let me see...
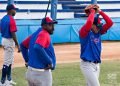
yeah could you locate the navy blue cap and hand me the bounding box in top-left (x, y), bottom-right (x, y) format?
top-left (93, 14), bottom-right (99, 25)
top-left (6, 4), bottom-right (19, 11)
top-left (93, 14), bottom-right (103, 30)
top-left (41, 17), bottom-right (58, 26)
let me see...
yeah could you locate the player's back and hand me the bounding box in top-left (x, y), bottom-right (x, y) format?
top-left (27, 28), bottom-right (47, 68)
top-left (28, 28), bottom-right (42, 53)
top-left (1, 15), bottom-right (12, 38)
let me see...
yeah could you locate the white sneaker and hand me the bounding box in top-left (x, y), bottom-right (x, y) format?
top-left (6, 80), bottom-right (16, 85)
top-left (0, 82), bottom-right (6, 86)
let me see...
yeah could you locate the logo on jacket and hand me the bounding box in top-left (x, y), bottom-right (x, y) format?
top-left (94, 38), bottom-right (100, 44)
top-left (90, 36), bottom-right (100, 44)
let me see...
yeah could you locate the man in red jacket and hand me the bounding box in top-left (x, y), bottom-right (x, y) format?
top-left (79, 4), bottom-right (113, 86)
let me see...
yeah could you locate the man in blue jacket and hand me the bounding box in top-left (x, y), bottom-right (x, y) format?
top-left (79, 5), bottom-right (113, 86)
top-left (0, 4), bottom-right (20, 85)
top-left (20, 17), bottom-right (57, 86)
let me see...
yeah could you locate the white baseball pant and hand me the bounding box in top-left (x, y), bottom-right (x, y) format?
top-left (26, 66), bottom-right (52, 86)
top-left (80, 60), bottom-right (100, 86)
top-left (1, 37), bottom-right (15, 66)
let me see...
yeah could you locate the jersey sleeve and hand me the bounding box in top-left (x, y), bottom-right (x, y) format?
top-left (79, 9), bottom-right (95, 38)
top-left (22, 36), bottom-right (31, 48)
top-left (99, 11), bottom-right (113, 34)
top-left (9, 16), bottom-right (17, 32)
top-left (35, 32), bottom-right (50, 48)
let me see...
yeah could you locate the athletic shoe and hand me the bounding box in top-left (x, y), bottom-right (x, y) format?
top-left (0, 82), bottom-right (6, 86)
top-left (6, 80), bottom-right (16, 85)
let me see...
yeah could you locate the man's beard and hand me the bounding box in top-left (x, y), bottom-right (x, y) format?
top-left (12, 13), bottom-right (15, 16)
top-left (49, 31), bottom-right (53, 35)
top-left (48, 29), bottom-right (54, 35)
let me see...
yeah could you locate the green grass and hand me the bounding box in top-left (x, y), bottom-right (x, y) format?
top-left (0, 60), bottom-right (120, 86)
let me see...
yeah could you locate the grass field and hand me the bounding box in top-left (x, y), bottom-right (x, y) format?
top-left (0, 60), bottom-right (120, 86)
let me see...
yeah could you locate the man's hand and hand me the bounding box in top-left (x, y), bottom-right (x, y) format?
top-left (45, 64), bottom-right (53, 70)
top-left (85, 4), bottom-right (94, 11)
top-left (84, 4), bottom-right (93, 14)
top-left (11, 32), bottom-right (20, 53)
top-left (25, 62), bottom-right (28, 68)
top-left (17, 45), bottom-right (21, 53)
top-left (85, 4), bottom-right (100, 15)
top-left (93, 4), bottom-right (100, 13)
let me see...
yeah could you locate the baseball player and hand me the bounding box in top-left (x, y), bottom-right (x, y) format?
top-left (0, 4), bottom-right (20, 85)
top-left (79, 5), bottom-right (113, 86)
top-left (20, 17), bottom-right (57, 86)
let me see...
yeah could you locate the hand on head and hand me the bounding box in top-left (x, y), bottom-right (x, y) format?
top-left (93, 4), bottom-right (100, 13)
top-left (85, 4), bottom-right (100, 15)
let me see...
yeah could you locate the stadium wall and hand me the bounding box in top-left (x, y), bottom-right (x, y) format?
top-left (0, 18), bottom-right (120, 44)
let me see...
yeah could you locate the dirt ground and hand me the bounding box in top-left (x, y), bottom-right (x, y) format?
top-left (0, 42), bottom-right (120, 68)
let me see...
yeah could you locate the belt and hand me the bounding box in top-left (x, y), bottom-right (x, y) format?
top-left (82, 59), bottom-right (99, 64)
top-left (28, 66), bottom-right (51, 72)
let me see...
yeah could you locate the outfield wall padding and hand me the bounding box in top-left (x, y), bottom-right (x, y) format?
top-left (0, 18), bottom-right (120, 44)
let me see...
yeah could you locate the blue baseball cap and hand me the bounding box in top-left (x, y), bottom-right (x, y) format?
top-left (93, 14), bottom-right (100, 25)
top-left (93, 14), bottom-right (103, 30)
top-left (6, 4), bottom-right (19, 11)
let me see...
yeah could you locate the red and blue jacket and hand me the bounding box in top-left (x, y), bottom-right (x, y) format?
top-left (79, 10), bottom-right (113, 63)
top-left (0, 15), bottom-right (17, 38)
top-left (20, 28), bottom-right (56, 70)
